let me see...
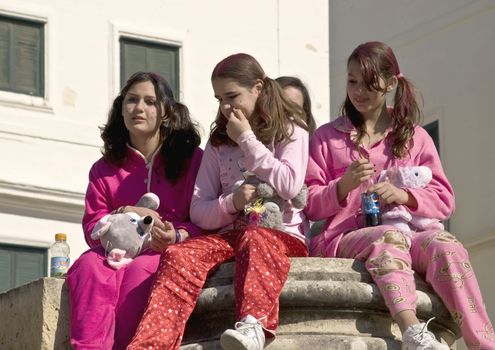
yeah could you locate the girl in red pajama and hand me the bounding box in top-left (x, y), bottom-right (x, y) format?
top-left (128, 53), bottom-right (311, 350)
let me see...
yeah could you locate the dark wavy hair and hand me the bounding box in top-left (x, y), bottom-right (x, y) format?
top-left (100, 71), bottom-right (201, 181)
top-left (275, 76), bottom-right (316, 134)
top-left (209, 53), bottom-right (308, 147)
top-left (341, 41), bottom-right (422, 158)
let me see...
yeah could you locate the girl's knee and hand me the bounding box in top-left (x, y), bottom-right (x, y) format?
top-left (373, 229), bottom-right (411, 252)
top-left (421, 230), bottom-right (467, 256)
top-left (368, 250), bottom-right (412, 276)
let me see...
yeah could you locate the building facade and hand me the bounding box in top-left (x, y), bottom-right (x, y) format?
top-left (0, 0), bottom-right (329, 292)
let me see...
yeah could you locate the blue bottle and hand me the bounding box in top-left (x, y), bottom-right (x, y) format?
top-left (361, 179), bottom-right (381, 227)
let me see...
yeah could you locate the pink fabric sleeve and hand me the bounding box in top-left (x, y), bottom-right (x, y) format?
top-left (190, 142), bottom-right (239, 230)
top-left (82, 165), bottom-right (113, 248)
top-left (171, 148), bottom-right (208, 238)
top-left (304, 127), bottom-right (348, 221)
top-left (238, 125), bottom-right (309, 200)
top-left (406, 128), bottom-right (455, 220)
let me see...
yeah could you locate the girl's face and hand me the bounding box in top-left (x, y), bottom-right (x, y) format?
top-left (212, 78), bottom-right (262, 119)
top-left (283, 86), bottom-right (304, 108)
top-left (122, 81), bottom-right (164, 142)
top-left (346, 60), bottom-right (391, 119)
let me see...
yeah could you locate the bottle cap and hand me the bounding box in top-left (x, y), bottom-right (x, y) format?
top-left (55, 233), bottom-right (67, 241)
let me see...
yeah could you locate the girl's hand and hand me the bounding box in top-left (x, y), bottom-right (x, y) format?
top-left (232, 182), bottom-right (257, 211)
top-left (150, 220), bottom-right (175, 253)
top-left (369, 180), bottom-right (409, 205)
top-left (225, 106), bottom-right (252, 143)
top-left (337, 159), bottom-right (374, 201)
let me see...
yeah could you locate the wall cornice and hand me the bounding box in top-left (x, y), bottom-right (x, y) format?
top-left (0, 180), bottom-right (84, 223)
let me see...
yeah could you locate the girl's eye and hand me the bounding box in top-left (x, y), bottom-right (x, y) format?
top-left (347, 79), bottom-right (357, 85)
top-left (145, 100), bottom-right (156, 106)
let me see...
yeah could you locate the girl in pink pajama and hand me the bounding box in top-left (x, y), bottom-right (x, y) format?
top-left (67, 72), bottom-right (204, 349)
top-left (128, 53), bottom-right (310, 350)
top-left (305, 41), bottom-right (494, 350)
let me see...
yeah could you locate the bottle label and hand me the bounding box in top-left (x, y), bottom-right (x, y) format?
top-left (361, 192), bottom-right (381, 215)
top-left (51, 257), bottom-right (70, 277)
top-left (361, 192), bottom-right (382, 227)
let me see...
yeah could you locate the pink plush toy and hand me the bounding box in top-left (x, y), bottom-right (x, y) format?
top-left (90, 193), bottom-right (159, 269)
top-left (378, 166), bottom-right (444, 233)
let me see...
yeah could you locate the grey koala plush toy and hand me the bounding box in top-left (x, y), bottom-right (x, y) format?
top-left (234, 175), bottom-right (308, 231)
top-left (90, 192), bottom-right (159, 269)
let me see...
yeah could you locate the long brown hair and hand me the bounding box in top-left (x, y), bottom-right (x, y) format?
top-left (341, 41), bottom-right (422, 158)
top-left (210, 53), bottom-right (308, 147)
top-left (100, 72), bottom-right (201, 181)
top-left (275, 75), bottom-right (316, 134)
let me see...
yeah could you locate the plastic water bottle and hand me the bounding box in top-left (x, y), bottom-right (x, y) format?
top-left (50, 233), bottom-right (70, 278)
top-left (361, 178), bottom-right (382, 227)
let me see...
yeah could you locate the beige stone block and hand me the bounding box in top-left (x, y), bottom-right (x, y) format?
top-left (0, 278), bottom-right (71, 350)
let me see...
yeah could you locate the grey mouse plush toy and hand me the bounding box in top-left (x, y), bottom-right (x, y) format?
top-left (234, 175), bottom-right (308, 231)
top-left (90, 193), bottom-right (159, 269)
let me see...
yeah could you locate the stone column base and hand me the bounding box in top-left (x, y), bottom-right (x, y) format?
top-left (181, 258), bottom-right (459, 349)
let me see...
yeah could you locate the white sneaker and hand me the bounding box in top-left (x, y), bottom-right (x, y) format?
top-left (401, 318), bottom-right (450, 350)
top-left (220, 314), bottom-right (266, 350)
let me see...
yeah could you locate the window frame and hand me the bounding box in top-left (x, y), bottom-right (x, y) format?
top-left (109, 23), bottom-right (185, 106)
top-left (0, 242), bottom-right (48, 293)
top-left (0, 9), bottom-right (50, 111)
top-left (119, 37), bottom-right (180, 99)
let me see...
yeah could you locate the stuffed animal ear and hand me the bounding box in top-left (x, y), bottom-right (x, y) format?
top-left (90, 215), bottom-right (112, 240)
top-left (257, 182), bottom-right (276, 198)
top-left (136, 192), bottom-right (160, 210)
top-left (291, 184), bottom-right (308, 209)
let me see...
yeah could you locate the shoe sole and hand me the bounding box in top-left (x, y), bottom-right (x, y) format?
top-left (220, 333), bottom-right (249, 350)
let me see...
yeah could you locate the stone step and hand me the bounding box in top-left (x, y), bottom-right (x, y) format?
top-left (0, 258), bottom-right (460, 350)
top-left (183, 258), bottom-right (459, 349)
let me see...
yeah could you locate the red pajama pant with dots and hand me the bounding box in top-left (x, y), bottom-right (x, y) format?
top-left (127, 226), bottom-right (308, 350)
top-left (336, 225), bottom-right (495, 350)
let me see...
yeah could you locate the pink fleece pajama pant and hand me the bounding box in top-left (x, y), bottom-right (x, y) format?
top-left (66, 247), bottom-right (160, 349)
top-left (127, 226), bottom-right (308, 350)
top-left (336, 225), bottom-right (494, 350)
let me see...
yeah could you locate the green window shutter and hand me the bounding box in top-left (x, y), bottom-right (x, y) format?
top-left (120, 38), bottom-right (180, 100)
top-left (0, 15), bottom-right (44, 97)
top-left (121, 41), bottom-right (146, 86)
top-left (0, 244), bottom-right (48, 293)
top-left (0, 250), bottom-right (14, 292)
top-left (0, 21), bottom-right (11, 90)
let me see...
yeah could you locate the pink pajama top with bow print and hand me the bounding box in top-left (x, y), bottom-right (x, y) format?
top-left (305, 115), bottom-right (455, 257)
top-left (190, 126), bottom-right (310, 243)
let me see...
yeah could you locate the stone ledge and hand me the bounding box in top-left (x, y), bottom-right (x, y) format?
top-left (0, 258), bottom-right (460, 350)
top-left (0, 277), bottom-right (70, 350)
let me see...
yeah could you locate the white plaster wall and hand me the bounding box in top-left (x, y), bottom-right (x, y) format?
top-left (0, 1), bottom-right (329, 276)
top-left (329, 1), bottom-right (495, 349)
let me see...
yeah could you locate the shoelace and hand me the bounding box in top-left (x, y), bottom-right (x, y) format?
top-left (233, 316), bottom-right (267, 342)
top-left (412, 317), bottom-right (437, 345)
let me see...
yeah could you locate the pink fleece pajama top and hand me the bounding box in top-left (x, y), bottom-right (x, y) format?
top-left (305, 115), bottom-right (455, 256)
top-left (82, 145), bottom-right (204, 247)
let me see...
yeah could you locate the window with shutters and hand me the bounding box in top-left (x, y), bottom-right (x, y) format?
top-left (0, 15), bottom-right (44, 97)
top-left (0, 243), bottom-right (48, 293)
top-left (120, 37), bottom-right (179, 100)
